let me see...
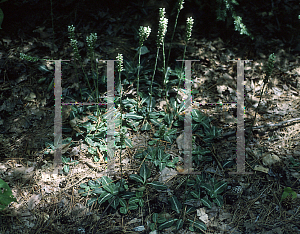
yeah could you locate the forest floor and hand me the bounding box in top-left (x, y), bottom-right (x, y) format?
top-left (0, 0), bottom-right (300, 233)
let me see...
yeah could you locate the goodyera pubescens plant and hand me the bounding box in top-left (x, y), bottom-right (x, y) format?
top-left (137, 26), bottom-right (151, 110)
top-left (149, 8), bottom-right (168, 112)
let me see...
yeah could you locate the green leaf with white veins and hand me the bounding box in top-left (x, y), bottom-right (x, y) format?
top-left (169, 196), bottom-right (182, 214)
top-left (129, 174), bottom-right (144, 184)
top-left (159, 219), bottom-right (178, 230)
top-left (125, 112), bottom-right (144, 120)
top-left (214, 181), bottom-right (227, 194)
top-left (148, 181), bottom-right (167, 190)
top-left (140, 162), bottom-right (151, 183)
top-left (201, 196), bottom-right (212, 208)
top-left (98, 192), bottom-right (113, 204)
top-left (200, 183), bottom-right (213, 195)
top-left (213, 195), bottom-right (224, 207)
top-left (101, 176), bottom-right (114, 193)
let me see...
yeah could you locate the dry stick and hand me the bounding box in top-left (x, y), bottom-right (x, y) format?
top-left (217, 117), bottom-right (300, 139)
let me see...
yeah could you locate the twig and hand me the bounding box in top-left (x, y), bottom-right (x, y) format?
top-left (217, 117), bottom-right (300, 139)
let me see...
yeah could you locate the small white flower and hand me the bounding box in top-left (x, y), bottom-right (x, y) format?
top-left (116, 53), bottom-right (123, 72)
top-left (185, 17), bottom-right (194, 41)
top-left (157, 17), bottom-right (168, 47)
top-left (139, 26), bottom-right (151, 46)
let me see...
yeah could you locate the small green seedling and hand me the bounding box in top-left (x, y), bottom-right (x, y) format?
top-left (0, 179), bottom-right (17, 211)
top-left (280, 187), bottom-right (297, 202)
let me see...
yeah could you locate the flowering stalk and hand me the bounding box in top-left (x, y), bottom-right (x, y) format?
top-left (68, 25), bottom-right (81, 61)
top-left (68, 25), bottom-right (95, 101)
top-left (86, 33), bottom-right (98, 101)
top-left (116, 53), bottom-right (124, 178)
top-left (175, 17), bottom-right (194, 102)
top-left (137, 26), bottom-right (151, 111)
top-left (166, 0), bottom-right (184, 68)
top-left (245, 53), bottom-right (276, 148)
top-left (149, 8), bottom-right (168, 111)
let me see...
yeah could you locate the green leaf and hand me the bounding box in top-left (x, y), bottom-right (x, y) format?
top-left (169, 196), bottom-right (182, 214)
top-left (187, 219), bottom-right (207, 231)
top-left (101, 176), bottom-right (114, 193)
top-left (140, 162), bottom-right (151, 183)
top-left (85, 137), bottom-right (94, 146)
top-left (158, 219), bottom-right (178, 230)
top-left (98, 192), bottom-right (113, 204)
top-left (128, 203), bottom-right (138, 210)
top-left (88, 180), bottom-right (100, 188)
top-left (119, 198), bottom-right (126, 207)
top-left (176, 219), bottom-right (184, 230)
top-left (125, 112), bottom-right (144, 120)
top-left (149, 111), bottom-right (162, 119)
top-left (185, 206), bottom-right (196, 214)
top-left (166, 128), bottom-right (177, 136)
top-left (120, 206), bottom-right (128, 214)
top-left (157, 215), bottom-right (167, 223)
top-left (164, 135), bottom-right (173, 143)
top-left (139, 95), bottom-right (149, 106)
top-left (79, 183), bottom-right (89, 190)
top-left (136, 46), bottom-right (150, 55)
top-left (129, 174), bottom-right (144, 184)
top-left (191, 109), bottom-right (205, 123)
top-left (109, 197), bottom-right (119, 209)
top-left (158, 162), bottom-right (166, 171)
top-left (214, 181), bottom-right (227, 194)
top-left (164, 113), bottom-right (173, 125)
top-left (200, 183), bottom-right (213, 195)
top-left (48, 78), bottom-right (54, 92)
top-left (148, 181), bottom-right (167, 190)
top-left (78, 189), bottom-right (90, 196)
top-left (128, 197), bottom-right (139, 204)
top-left (191, 191), bottom-right (200, 199)
top-left (152, 213), bottom-right (158, 222)
top-left (150, 118), bottom-right (161, 126)
top-left (137, 186), bottom-right (146, 192)
top-left (281, 187), bottom-right (297, 202)
top-left (0, 179), bottom-right (17, 210)
top-left (149, 222), bottom-right (156, 231)
top-left (201, 197), bottom-right (212, 208)
top-left (93, 187), bottom-right (104, 194)
top-left (121, 192), bottom-right (135, 199)
top-left (88, 147), bottom-right (96, 155)
top-left (63, 165), bottom-right (69, 173)
top-left (138, 198), bottom-right (144, 207)
top-left (141, 122), bottom-right (151, 131)
top-left (213, 195), bottom-right (224, 207)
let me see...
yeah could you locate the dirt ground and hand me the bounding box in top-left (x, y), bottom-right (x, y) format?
top-left (0, 0), bottom-right (300, 233)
